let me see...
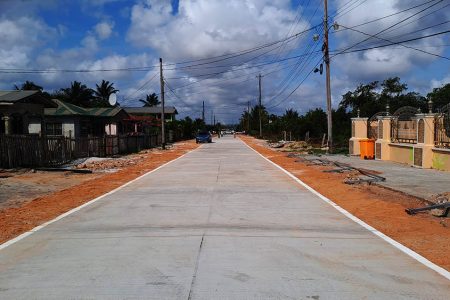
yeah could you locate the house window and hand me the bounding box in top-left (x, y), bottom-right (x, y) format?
top-left (46, 123), bottom-right (62, 136)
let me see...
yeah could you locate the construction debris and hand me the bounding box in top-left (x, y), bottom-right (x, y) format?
top-left (35, 167), bottom-right (92, 174)
top-left (288, 154), bottom-right (386, 184)
top-left (406, 193), bottom-right (450, 217)
top-left (268, 140), bottom-right (313, 152)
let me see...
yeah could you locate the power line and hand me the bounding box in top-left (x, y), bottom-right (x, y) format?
top-left (338, 24), bottom-right (450, 60)
top-left (334, 0), bottom-right (369, 20)
top-left (331, 29), bottom-right (450, 56)
top-left (0, 24), bottom-right (320, 75)
top-left (331, 0), bottom-right (445, 57)
top-left (331, 0), bottom-right (442, 34)
top-left (124, 72), bottom-right (158, 102)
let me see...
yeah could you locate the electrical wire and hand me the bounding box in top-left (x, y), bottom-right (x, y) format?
top-left (331, 29), bottom-right (450, 56)
top-left (331, 0), bottom-right (445, 58)
top-left (338, 23), bottom-right (450, 60)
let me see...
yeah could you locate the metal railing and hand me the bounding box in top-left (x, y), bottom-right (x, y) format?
top-left (434, 104), bottom-right (450, 149)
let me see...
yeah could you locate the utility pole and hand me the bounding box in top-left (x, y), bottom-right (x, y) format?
top-left (159, 57), bottom-right (166, 150)
top-left (211, 110), bottom-right (213, 126)
top-left (258, 74), bottom-right (262, 138)
top-left (247, 101), bottom-right (250, 134)
top-left (324, 0), bottom-right (333, 153)
top-left (202, 101), bottom-right (205, 122)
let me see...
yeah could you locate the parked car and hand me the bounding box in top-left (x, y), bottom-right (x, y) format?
top-left (196, 131), bottom-right (212, 143)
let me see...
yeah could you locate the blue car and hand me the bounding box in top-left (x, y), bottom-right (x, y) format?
top-left (196, 131), bottom-right (212, 143)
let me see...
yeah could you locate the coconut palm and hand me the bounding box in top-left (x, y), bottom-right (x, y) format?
top-left (93, 80), bottom-right (119, 106)
top-left (14, 81), bottom-right (43, 91)
top-left (139, 93), bottom-right (160, 107)
top-left (59, 81), bottom-right (95, 107)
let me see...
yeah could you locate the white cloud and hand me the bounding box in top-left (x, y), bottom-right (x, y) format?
top-left (94, 21), bottom-right (114, 40)
top-left (0, 17), bottom-right (57, 69)
top-left (333, 0), bottom-right (449, 82)
top-left (127, 0), bottom-right (302, 61)
top-left (431, 75), bottom-right (450, 90)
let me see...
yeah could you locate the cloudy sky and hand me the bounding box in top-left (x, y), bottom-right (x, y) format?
top-left (0, 0), bottom-right (449, 124)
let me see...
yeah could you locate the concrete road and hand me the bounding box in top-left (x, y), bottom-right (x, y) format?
top-left (0, 137), bottom-right (449, 299)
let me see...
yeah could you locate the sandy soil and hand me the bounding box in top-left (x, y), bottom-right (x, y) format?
top-left (240, 136), bottom-right (450, 271)
top-left (0, 141), bottom-right (199, 244)
top-left (0, 171), bottom-right (101, 209)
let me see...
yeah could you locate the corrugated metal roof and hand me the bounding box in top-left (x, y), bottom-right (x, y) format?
top-left (123, 106), bottom-right (178, 114)
top-left (45, 99), bottom-right (125, 117)
top-left (0, 90), bottom-right (39, 102)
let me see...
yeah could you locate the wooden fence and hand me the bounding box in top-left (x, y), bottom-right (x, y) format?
top-left (0, 134), bottom-right (161, 168)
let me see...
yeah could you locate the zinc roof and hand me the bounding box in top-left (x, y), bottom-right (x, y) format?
top-left (0, 90), bottom-right (39, 102)
top-left (45, 99), bottom-right (124, 117)
top-left (123, 106), bottom-right (178, 115)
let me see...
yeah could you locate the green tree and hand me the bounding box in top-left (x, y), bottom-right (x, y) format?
top-left (139, 93), bottom-right (160, 107)
top-left (340, 81), bottom-right (381, 117)
top-left (93, 80), bottom-right (118, 107)
top-left (14, 81), bottom-right (43, 91)
top-left (58, 81), bottom-right (95, 107)
top-left (281, 108), bottom-right (299, 133)
top-left (381, 77), bottom-right (407, 98)
top-left (427, 83), bottom-right (450, 111)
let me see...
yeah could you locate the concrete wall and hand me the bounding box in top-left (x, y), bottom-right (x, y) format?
top-left (389, 144), bottom-right (413, 165)
top-left (350, 113), bottom-right (450, 171)
top-left (432, 149), bottom-right (450, 171)
top-left (349, 118), bottom-right (368, 156)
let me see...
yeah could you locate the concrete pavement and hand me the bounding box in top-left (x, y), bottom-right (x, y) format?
top-left (0, 137), bottom-right (449, 299)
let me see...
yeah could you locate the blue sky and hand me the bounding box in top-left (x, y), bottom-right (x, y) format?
top-left (0, 0), bottom-right (449, 124)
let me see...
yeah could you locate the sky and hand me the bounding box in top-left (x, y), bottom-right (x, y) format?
top-left (0, 0), bottom-right (449, 124)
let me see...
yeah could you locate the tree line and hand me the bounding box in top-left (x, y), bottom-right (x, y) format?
top-left (238, 77), bottom-right (450, 148)
top-left (13, 80), bottom-right (160, 108)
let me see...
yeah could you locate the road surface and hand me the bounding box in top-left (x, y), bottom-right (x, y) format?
top-left (1, 137), bottom-right (449, 299)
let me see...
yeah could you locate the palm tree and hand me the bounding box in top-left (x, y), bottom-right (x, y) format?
top-left (139, 93), bottom-right (160, 107)
top-left (14, 81), bottom-right (43, 91)
top-left (59, 81), bottom-right (95, 107)
top-left (93, 80), bottom-right (119, 107)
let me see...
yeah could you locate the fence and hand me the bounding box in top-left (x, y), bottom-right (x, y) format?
top-left (0, 134), bottom-right (161, 168)
top-left (435, 104), bottom-right (450, 149)
top-left (390, 106), bottom-right (419, 144)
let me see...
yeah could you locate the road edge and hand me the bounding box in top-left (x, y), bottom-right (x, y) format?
top-left (240, 138), bottom-right (450, 281)
top-left (0, 145), bottom-right (201, 251)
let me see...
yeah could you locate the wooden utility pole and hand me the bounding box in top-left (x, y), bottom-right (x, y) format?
top-left (324, 0), bottom-right (333, 153)
top-left (247, 101), bottom-right (250, 134)
top-left (159, 58), bottom-right (166, 149)
top-left (202, 101), bottom-right (205, 122)
top-left (258, 74), bottom-right (262, 138)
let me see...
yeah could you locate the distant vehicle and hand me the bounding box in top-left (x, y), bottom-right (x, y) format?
top-left (222, 130), bottom-right (234, 135)
top-left (196, 131), bottom-right (212, 143)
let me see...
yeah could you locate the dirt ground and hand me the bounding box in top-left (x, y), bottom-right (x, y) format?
top-left (0, 141), bottom-right (199, 244)
top-left (240, 136), bottom-right (450, 271)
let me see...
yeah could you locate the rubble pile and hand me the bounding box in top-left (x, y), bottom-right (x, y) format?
top-left (284, 141), bottom-right (311, 151)
top-left (428, 192), bottom-right (450, 217)
top-left (76, 154), bottom-right (147, 172)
